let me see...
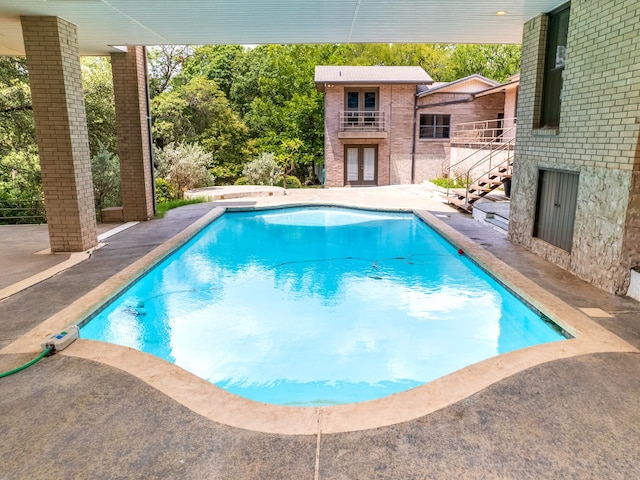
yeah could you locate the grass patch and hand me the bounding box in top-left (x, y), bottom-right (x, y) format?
top-left (429, 177), bottom-right (471, 189)
top-left (155, 198), bottom-right (206, 218)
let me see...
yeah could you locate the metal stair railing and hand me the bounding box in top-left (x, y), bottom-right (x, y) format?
top-left (451, 117), bottom-right (517, 145)
top-left (446, 129), bottom-right (515, 211)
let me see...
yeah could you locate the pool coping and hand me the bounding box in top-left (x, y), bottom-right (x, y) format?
top-left (1, 204), bottom-right (636, 435)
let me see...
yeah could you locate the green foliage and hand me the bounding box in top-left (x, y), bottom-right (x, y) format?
top-left (0, 43), bottom-right (522, 207)
top-left (234, 176), bottom-right (249, 185)
top-left (148, 42), bottom-right (521, 188)
top-left (0, 149), bottom-right (41, 202)
top-left (151, 75), bottom-right (249, 183)
top-left (429, 177), bottom-right (471, 188)
top-left (82, 57), bottom-right (117, 157)
top-left (445, 44), bottom-right (521, 83)
top-left (155, 197), bottom-right (205, 218)
top-left (179, 45), bottom-right (245, 98)
top-left (91, 145), bottom-right (121, 217)
top-left (147, 45), bottom-right (192, 97)
top-left (154, 177), bottom-right (177, 203)
top-left (241, 152), bottom-right (281, 185)
top-left (274, 175), bottom-right (302, 189)
top-left (154, 143), bottom-right (214, 197)
top-left (0, 57), bottom-right (35, 157)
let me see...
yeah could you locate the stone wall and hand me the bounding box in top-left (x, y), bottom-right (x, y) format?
top-left (509, 0), bottom-right (640, 294)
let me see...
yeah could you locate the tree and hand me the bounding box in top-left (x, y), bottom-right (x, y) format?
top-left (82, 57), bottom-right (117, 157)
top-left (151, 75), bottom-right (249, 183)
top-left (147, 45), bottom-right (193, 97)
top-left (179, 45), bottom-right (245, 98)
top-left (445, 44), bottom-right (521, 82)
top-left (0, 57), bottom-right (35, 158)
top-left (0, 149), bottom-right (41, 202)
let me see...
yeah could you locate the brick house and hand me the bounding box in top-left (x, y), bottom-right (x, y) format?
top-left (509, 0), bottom-right (640, 296)
top-left (315, 66), bottom-right (519, 187)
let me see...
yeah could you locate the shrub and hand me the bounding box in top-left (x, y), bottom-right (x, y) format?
top-left (154, 143), bottom-right (214, 197)
top-left (274, 175), bottom-right (302, 189)
top-left (155, 177), bottom-right (176, 203)
top-left (234, 176), bottom-right (250, 185)
top-left (429, 177), bottom-right (470, 189)
top-left (242, 152), bottom-right (282, 185)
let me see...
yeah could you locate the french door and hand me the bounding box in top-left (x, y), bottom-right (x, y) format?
top-left (345, 145), bottom-right (377, 186)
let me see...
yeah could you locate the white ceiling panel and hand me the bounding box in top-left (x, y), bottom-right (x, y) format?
top-left (0, 0), bottom-right (566, 55)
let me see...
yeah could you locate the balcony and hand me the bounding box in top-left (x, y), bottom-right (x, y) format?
top-left (450, 117), bottom-right (517, 146)
top-left (338, 111), bottom-right (388, 139)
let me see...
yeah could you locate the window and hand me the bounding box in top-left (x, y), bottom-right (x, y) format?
top-left (533, 169), bottom-right (579, 251)
top-left (419, 114), bottom-right (451, 139)
top-left (345, 89), bottom-right (378, 126)
top-left (540, 4), bottom-right (570, 128)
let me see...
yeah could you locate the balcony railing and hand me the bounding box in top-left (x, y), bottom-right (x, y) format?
top-left (451, 117), bottom-right (517, 145)
top-left (339, 111), bottom-right (386, 132)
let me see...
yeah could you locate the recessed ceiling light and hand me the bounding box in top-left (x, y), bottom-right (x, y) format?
top-left (496, 10), bottom-right (507, 16)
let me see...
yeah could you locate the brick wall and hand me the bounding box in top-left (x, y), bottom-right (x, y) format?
top-left (21, 16), bottom-right (97, 252)
top-left (509, 0), bottom-right (640, 294)
top-left (111, 47), bottom-right (155, 221)
top-left (414, 92), bottom-right (505, 182)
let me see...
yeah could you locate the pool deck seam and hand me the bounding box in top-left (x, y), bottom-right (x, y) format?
top-left (2, 201), bottom-right (635, 435)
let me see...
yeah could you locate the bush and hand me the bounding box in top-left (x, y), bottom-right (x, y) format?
top-left (242, 152), bottom-right (281, 185)
top-left (154, 143), bottom-right (214, 197)
top-left (234, 176), bottom-right (250, 185)
top-left (429, 177), bottom-right (470, 189)
top-left (155, 177), bottom-right (176, 203)
top-left (274, 175), bottom-right (302, 189)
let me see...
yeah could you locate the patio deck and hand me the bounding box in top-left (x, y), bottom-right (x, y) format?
top-left (1, 185), bottom-right (639, 479)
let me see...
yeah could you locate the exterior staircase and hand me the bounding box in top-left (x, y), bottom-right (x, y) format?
top-left (445, 120), bottom-right (515, 213)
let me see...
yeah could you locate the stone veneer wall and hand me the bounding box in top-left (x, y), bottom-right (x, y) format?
top-left (21, 16), bottom-right (97, 252)
top-left (111, 47), bottom-right (155, 221)
top-left (509, 0), bottom-right (640, 294)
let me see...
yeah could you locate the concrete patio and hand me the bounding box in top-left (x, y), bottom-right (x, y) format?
top-left (1, 185), bottom-right (639, 479)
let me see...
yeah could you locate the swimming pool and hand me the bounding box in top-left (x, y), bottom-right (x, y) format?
top-left (81, 207), bottom-right (564, 406)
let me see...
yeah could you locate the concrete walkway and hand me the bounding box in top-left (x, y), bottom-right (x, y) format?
top-left (1, 186), bottom-right (639, 479)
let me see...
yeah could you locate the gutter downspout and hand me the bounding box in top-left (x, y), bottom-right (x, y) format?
top-left (142, 46), bottom-right (156, 216)
top-left (410, 91), bottom-right (418, 184)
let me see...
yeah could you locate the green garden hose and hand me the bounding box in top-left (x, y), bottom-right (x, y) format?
top-left (0, 347), bottom-right (51, 378)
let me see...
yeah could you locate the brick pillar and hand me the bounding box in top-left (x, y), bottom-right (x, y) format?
top-left (21, 16), bottom-right (98, 252)
top-left (110, 46), bottom-right (155, 221)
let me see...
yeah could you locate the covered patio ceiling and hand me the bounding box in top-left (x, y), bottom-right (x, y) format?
top-left (0, 0), bottom-right (565, 56)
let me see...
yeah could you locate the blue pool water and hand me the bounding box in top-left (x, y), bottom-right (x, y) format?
top-left (82, 207), bottom-right (564, 406)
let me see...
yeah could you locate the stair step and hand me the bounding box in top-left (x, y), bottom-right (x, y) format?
top-left (447, 196), bottom-right (473, 212)
top-left (476, 177), bottom-right (504, 185)
top-left (450, 188), bottom-right (481, 200)
top-left (468, 184), bottom-right (493, 193)
top-left (486, 214), bottom-right (509, 230)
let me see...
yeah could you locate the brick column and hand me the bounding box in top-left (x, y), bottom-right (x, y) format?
top-left (110, 46), bottom-right (155, 221)
top-left (21, 16), bottom-right (98, 252)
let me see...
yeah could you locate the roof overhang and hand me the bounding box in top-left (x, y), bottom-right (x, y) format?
top-left (315, 66), bottom-right (434, 92)
top-left (0, 1), bottom-right (566, 56)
